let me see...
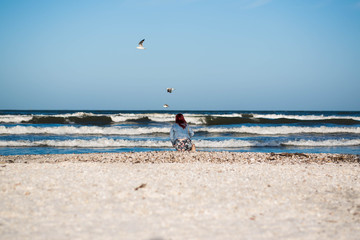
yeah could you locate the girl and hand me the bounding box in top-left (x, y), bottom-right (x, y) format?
top-left (170, 113), bottom-right (196, 151)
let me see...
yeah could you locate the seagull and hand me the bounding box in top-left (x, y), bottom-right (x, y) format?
top-left (136, 39), bottom-right (145, 49)
top-left (166, 88), bottom-right (175, 93)
top-left (163, 104), bottom-right (169, 108)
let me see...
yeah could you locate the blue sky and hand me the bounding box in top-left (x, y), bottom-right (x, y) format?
top-left (0, 0), bottom-right (359, 110)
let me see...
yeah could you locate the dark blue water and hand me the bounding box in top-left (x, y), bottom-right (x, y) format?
top-left (0, 110), bottom-right (359, 155)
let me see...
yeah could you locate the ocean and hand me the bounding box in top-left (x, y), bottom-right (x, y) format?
top-left (0, 110), bottom-right (359, 155)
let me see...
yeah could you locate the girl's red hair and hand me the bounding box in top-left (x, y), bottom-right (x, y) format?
top-left (175, 113), bottom-right (187, 129)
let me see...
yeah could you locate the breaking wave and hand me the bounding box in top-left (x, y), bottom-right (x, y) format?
top-left (26, 115), bottom-right (113, 125)
top-left (2, 110), bottom-right (359, 155)
top-left (0, 115), bottom-right (33, 123)
top-left (1, 138), bottom-right (359, 148)
top-left (252, 113), bottom-right (360, 121)
top-left (0, 139), bottom-right (171, 148)
top-left (282, 139), bottom-right (360, 147)
top-left (0, 126), bottom-right (169, 135)
top-left (1, 112), bottom-right (360, 125)
top-left (204, 116), bottom-right (360, 125)
top-left (201, 126), bottom-right (360, 135)
top-left (1, 125), bottom-right (360, 136)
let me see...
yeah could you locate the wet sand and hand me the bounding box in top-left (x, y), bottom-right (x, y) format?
top-left (1, 152), bottom-right (359, 240)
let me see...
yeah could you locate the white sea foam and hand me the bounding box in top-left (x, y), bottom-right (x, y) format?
top-left (0, 138), bottom-right (260, 148)
top-left (111, 113), bottom-right (205, 124)
top-left (194, 139), bottom-right (256, 148)
top-left (0, 112), bottom-right (95, 123)
top-left (252, 114), bottom-right (360, 121)
top-left (0, 139), bottom-right (171, 148)
top-left (56, 112), bottom-right (95, 118)
top-left (0, 126), bottom-right (169, 135)
top-left (0, 115), bottom-right (33, 123)
top-left (200, 126), bottom-right (360, 135)
top-left (1, 125), bottom-right (360, 135)
top-left (283, 139), bottom-right (360, 147)
top-left (111, 113), bottom-right (173, 122)
top-left (1, 138), bottom-right (358, 148)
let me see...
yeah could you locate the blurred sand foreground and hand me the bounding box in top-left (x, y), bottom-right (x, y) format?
top-left (0, 152), bottom-right (359, 240)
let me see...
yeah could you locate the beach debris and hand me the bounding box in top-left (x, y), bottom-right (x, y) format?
top-left (279, 152), bottom-right (309, 158)
top-left (268, 152), bottom-right (310, 161)
top-left (134, 183), bottom-right (147, 191)
top-left (0, 152), bottom-right (358, 164)
top-left (167, 88), bottom-right (175, 93)
top-left (136, 39), bottom-right (145, 49)
top-left (163, 104), bottom-right (169, 108)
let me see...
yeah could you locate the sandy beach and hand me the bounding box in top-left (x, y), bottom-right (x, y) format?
top-left (1, 152), bottom-right (359, 240)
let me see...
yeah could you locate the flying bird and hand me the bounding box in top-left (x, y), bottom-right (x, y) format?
top-left (136, 39), bottom-right (145, 49)
top-left (163, 104), bottom-right (169, 108)
top-left (166, 88), bottom-right (175, 93)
